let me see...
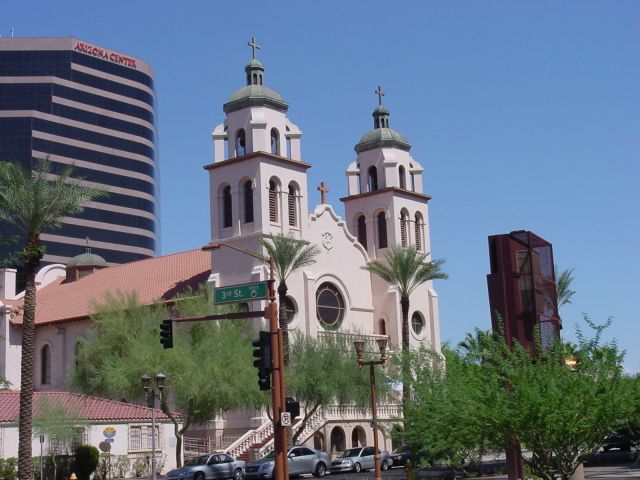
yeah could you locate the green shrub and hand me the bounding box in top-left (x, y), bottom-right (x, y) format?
top-left (32, 455), bottom-right (55, 480)
top-left (0, 458), bottom-right (17, 479)
top-left (74, 445), bottom-right (99, 480)
top-left (95, 454), bottom-right (131, 480)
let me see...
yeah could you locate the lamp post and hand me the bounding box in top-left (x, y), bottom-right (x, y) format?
top-left (353, 337), bottom-right (387, 480)
top-left (142, 373), bottom-right (166, 480)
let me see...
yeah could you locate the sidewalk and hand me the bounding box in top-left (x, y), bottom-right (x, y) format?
top-left (466, 463), bottom-right (640, 479)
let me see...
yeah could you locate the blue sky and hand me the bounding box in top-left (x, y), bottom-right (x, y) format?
top-left (5, 1), bottom-right (639, 371)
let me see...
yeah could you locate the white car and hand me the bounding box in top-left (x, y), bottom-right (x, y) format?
top-left (330, 446), bottom-right (392, 473)
top-left (166, 453), bottom-right (245, 480)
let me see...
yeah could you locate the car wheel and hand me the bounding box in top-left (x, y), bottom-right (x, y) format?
top-left (233, 469), bottom-right (243, 480)
top-left (194, 472), bottom-right (205, 480)
top-left (381, 461), bottom-right (389, 471)
top-left (313, 463), bottom-right (327, 478)
top-left (353, 463), bottom-right (362, 473)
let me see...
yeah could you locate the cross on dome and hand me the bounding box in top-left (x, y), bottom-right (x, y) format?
top-left (375, 85), bottom-right (385, 106)
top-left (248, 36), bottom-right (261, 60)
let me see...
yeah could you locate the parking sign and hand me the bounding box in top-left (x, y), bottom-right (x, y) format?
top-left (281, 412), bottom-right (292, 426)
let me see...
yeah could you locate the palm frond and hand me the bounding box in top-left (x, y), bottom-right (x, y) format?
top-left (259, 233), bottom-right (321, 281)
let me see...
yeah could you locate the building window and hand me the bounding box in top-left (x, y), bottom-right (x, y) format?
top-left (41, 344), bottom-right (51, 385)
top-left (411, 312), bottom-right (424, 335)
top-left (356, 215), bottom-right (367, 250)
top-left (236, 129), bottom-right (246, 156)
top-left (367, 166), bottom-right (378, 192)
top-left (330, 427), bottom-right (346, 453)
top-left (316, 282), bottom-right (345, 328)
top-left (399, 166), bottom-right (406, 189)
top-left (414, 213), bottom-right (423, 251)
top-left (270, 128), bottom-right (280, 155)
top-left (269, 180), bottom-right (279, 223)
top-left (283, 296), bottom-right (296, 324)
top-left (378, 318), bottom-right (387, 336)
top-left (377, 211), bottom-right (388, 249)
top-left (400, 210), bottom-right (409, 247)
top-left (129, 425), bottom-right (160, 452)
top-left (222, 185), bottom-right (232, 228)
top-left (288, 184), bottom-right (297, 227)
top-left (243, 180), bottom-right (254, 223)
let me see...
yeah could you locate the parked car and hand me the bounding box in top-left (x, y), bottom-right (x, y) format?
top-left (244, 446), bottom-right (330, 479)
top-left (166, 453), bottom-right (245, 480)
top-left (389, 444), bottom-right (412, 467)
top-left (602, 429), bottom-right (639, 452)
top-left (330, 446), bottom-right (392, 473)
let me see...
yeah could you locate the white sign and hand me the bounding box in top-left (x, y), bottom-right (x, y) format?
top-left (281, 412), bottom-right (292, 427)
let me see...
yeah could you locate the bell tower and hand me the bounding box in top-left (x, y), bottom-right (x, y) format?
top-left (206, 38), bottom-right (311, 248)
top-left (342, 87), bottom-right (432, 260)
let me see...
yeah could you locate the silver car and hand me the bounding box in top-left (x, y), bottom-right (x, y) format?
top-left (244, 446), bottom-right (330, 478)
top-left (166, 453), bottom-right (245, 480)
top-left (330, 446), bottom-right (392, 473)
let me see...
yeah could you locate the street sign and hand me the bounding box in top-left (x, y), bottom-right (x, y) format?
top-left (281, 412), bottom-right (292, 427)
top-left (214, 281), bottom-right (268, 304)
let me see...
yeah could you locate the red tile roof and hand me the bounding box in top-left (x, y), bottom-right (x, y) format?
top-left (10, 249), bottom-right (211, 326)
top-left (0, 391), bottom-right (175, 423)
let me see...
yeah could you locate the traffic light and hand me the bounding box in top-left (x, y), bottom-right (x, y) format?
top-left (160, 319), bottom-right (174, 349)
top-left (286, 397), bottom-right (300, 418)
top-left (253, 331), bottom-right (271, 391)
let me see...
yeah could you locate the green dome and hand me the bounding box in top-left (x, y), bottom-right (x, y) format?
top-left (67, 251), bottom-right (107, 268)
top-left (355, 127), bottom-right (411, 153)
top-left (223, 84), bottom-right (288, 114)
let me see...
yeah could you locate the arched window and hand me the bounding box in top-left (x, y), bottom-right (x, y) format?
top-left (367, 166), bottom-right (378, 192)
top-left (378, 318), bottom-right (387, 336)
top-left (352, 426), bottom-right (366, 448)
top-left (399, 166), bottom-right (406, 189)
top-left (412, 312), bottom-right (425, 335)
top-left (236, 129), bottom-right (246, 156)
top-left (244, 180), bottom-right (254, 223)
top-left (377, 211), bottom-right (388, 249)
top-left (270, 128), bottom-right (280, 155)
top-left (409, 163), bottom-right (415, 191)
top-left (330, 427), bottom-right (346, 453)
top-left (414, 213), bottom-right (423, 251)
top-left (314, 433), bottom-right (325, 452)
top-left (222, 185), bottom-right (232, 228)
top-left (41, 344), bottom-right (51, 385)
top-left (269, 179), bottom-right (279, 223)
top-left (316, 282), bottom-right (345, 328)
top-left (356, 215), bottom-right (367, 250)
top-left (288, 184), bottom-right (297, 227)
top-left (400, 210), bottom-right (409, 247)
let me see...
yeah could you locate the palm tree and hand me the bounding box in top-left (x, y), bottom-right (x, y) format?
top-left (0, 159), bottom-right (104, 480)
top-left (363, 245), bottom-right (447, 403)
top-left (260, 233), bottom-right (320, 365)
top-left (555, 266), bottom-right (576, 308)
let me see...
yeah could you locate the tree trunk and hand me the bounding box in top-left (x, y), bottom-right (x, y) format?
top-left (291, 404), bottom-right (319, 445)
top-left (166, 405), bottom-right (191, 468)
top-left (400, 296), bottom-right (411, 408)
top-left (18, 238), bottom-right (41, 480)
top-left (277, 280), bottom-right (290, 366)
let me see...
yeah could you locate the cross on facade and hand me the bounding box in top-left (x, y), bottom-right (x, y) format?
top-left (248, 36), bottom-right (261, 59)
top-left (317, 182), bottom-right (329, 204)
top-left (375, 85), bottom-right (385, 105)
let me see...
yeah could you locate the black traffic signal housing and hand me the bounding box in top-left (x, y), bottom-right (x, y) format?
top-left (160, 319), bottom-right (174, 349)
top-left (286, 397), bottom-right (300, 419)
top-left (253, 331), bottom-right (272, 391)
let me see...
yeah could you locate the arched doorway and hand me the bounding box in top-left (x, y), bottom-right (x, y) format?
top-left (314, 432), bottom-right (325, 451)
top-left (330, 427), bottom-right (346, 453)
top-left (351, 426), bottom-right (366, 448)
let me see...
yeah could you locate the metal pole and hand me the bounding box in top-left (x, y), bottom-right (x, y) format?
top-left (370, 364), bottom-right (382, 480)
top-left (39, 435), bottom-right (44, 480)
top-left (268, 256), bottom-right (287, 480)
top-left (151, 389), bottom-right (157, 480)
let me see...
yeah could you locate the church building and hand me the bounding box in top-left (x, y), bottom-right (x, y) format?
top-left (0, 39), bottom-right (442, 463)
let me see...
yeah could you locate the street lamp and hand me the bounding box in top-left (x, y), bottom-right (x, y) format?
top-left (353, 337), bottom-right (387, 480)
top-left (142, 373), bottom-right (166, 480)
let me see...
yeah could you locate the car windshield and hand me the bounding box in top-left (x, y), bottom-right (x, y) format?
top-left (393, 445), bottom-right (410, 454)
top-left (187, 455), bottom-right (209, 466)
top-left (339, 448), bottom-right (362, 458)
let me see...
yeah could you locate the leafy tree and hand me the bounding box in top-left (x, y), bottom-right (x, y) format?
top-left (74, 445), bottom-right (99, 480)
top-left (72, 287), bottom-right (264, 468)
top-left (0, 377), bottom-right (11, 390)
top-left (0, 159), bottom-right (104, 480)
top-left (33, 396), bottom-right (87, 480)
top-left (363, 245), bottom-right (447, 404)
top-left (403, 317), bottom-right (634, 480)
top-left (286, 332), bottom-right (394, 444)
top-left (259, 233), bottom-right (321, 365)
top-left (556, 266), bottom-right (576, 308)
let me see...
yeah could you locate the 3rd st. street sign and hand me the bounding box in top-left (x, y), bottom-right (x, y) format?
top-left (214, 281), bottom-right (268, 304)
